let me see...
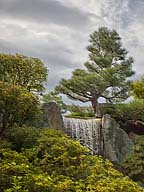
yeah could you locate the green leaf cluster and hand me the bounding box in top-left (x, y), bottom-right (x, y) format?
top-left (66, 104), bottom-right (95, 118)
top-left (0, 53), bottom-right (48, 137)
top-left (101, 99), bottom-right (144, 122)
top-left (122, 135), bottom-right (144, 185)
top-left (132, 77), bottom-right (144, 99)
top-left (5, 125), bottom-right (40, 152)
top-left (0, 82), bottom-right (41, 136)
top-left (42, 91), bottom-right (67, 112)
top-left (0, 53), bottom-right (48, 92)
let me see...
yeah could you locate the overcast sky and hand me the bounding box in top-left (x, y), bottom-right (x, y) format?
top-left (0, 0), bottom-right (144, 94)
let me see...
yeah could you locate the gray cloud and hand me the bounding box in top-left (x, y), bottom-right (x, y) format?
top-left (0, 0), bottom-right (144, 96)
top-left (0, 0), bottom-right (90, 30)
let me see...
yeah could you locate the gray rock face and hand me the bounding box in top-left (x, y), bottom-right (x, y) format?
top-left (63, 114), bottom-right (134, 163)
top-left (42, 102), bottom-right (65, 131)
top-left (102, 114), bottom-right (134, 163)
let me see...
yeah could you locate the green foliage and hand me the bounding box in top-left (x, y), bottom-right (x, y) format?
top-left (0, 53), bottom-right (48, 92)
top-left (0, 148), bottom-right (31, 191)
top-left (33, 128), bottom-right (90, 177)
top-left (101, 100), bottom-right (144, 122)
top-left (122, 135), bottom-right (144, 185)
top-left (0, 128), bottom-right (143, 191)
top-left (91, 177), bottom-right (144, 192)
top-left (132, 77), bottom-right (144, 99)
top-left (56, 27), bottom-right (134, 114)
top-left (0, 82), bottom-right (41, 137)
top-left (42, 91), bottom-right (67, 112)
top-left (5, 125), bottom-right (40, 152)
top-left (66, 104), bottom-right (95, 118)
top-left (0, 139), bottom-right (12, 149)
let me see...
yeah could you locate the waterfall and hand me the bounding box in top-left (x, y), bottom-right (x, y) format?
top-left (63, 115), bottom-right (134, 162)
top-left (63, 117), bottom-right (102, 154)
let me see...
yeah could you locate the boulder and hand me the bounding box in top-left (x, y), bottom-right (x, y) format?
top-left (102, 114), bottom-right (134, 163)
top-left (42, 102), bottom-right (65, 131)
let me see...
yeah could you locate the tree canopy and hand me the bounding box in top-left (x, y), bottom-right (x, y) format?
top-left (56, 27), bottom-right (135, 115)
top-left (42, 91), bottom-right (67, 112)
top-left (132, 77), bottom-right (144, 99)
top-left (0, 82), bottom-right (40, 137)
top-left (0, 53), bottom-right (48, 92)
top-left (0, 53), bottom-right (48, 136)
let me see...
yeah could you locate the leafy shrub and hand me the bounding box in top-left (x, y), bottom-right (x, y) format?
top-left (132, 77), bottom-right (144, 99)
top-left (24, 129), bottom-right (144, 192)
top-left (0, 139), bottom-right (12, 149)
top-left (0, 148), bottom-right (31, 191)
top-left (66, 104), bottom-right (95, 118)
top-left (0, 82), bottom-right (41, 137)
top-left (122, 135), bottom-right (144, 185)
top-left (101, 99), bottom-right (144, 122)
top-left (0, 129), bottom-right (143, 192)
top-left (5, 125), bottom-right (41, 152)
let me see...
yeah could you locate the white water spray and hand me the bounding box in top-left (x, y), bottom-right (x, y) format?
top-left (63, 117), bottom-right (101, 154)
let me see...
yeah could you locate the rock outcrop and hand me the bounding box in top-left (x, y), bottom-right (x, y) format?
top-left (42, 102), bottom-right (65, 131)
top-left (102, 114), bottom-right (134, 163)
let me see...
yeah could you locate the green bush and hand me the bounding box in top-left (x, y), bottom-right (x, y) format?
top-left (0, 148), bottom-right (31, 191)
top-left (5, 125), bottom-right (41, 152)
top-left (0, 139), bottom-right (12, 149)
top-left (0, 82), bottom-right (41, 137)
top-left (122, 135), bottom-right (144, 185)
top-left (24, 129), bottom-right (144, 192)
top-left (67, 104), bottom-right (95, 118)
top-left (101, 99), bottom-right (144, 121)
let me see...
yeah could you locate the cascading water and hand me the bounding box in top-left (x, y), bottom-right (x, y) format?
top-left (63, 117), bottom-right (102, 154)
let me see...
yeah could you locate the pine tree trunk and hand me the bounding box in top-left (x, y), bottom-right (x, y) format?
top-left (91, 98), bottom-right (101, 118)
top-left (91, 98), bottom-right (104, 157)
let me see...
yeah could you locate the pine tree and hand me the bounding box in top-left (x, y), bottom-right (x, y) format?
top-left (56, 27), bottom-right (135, 116)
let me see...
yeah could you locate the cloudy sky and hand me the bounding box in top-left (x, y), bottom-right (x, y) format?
top-left (0, 0), bottom-right (144, 94)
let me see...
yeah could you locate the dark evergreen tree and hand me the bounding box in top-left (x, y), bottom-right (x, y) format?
top-left (56, 27), bottom-right (135, 116)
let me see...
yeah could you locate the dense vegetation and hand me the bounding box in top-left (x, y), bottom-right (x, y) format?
top-left (65, 104), bottom-right (95, 118)
top-left (101, 100), bottom-right (144, 122)
top-left (0, 53), bottom-right (48, 92)
top-left (122, 135), bottom-right (144, 185)
top-left (0, 82), bottom-right (40, 137)
top-left (100, 77), bottom-right (144, 123)
top-left (132, 76), bottom-right (144, 99)
top-left (0, 54), bottom-right (47, 137)
top-left (0, 127), bottom-right (144, 192)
